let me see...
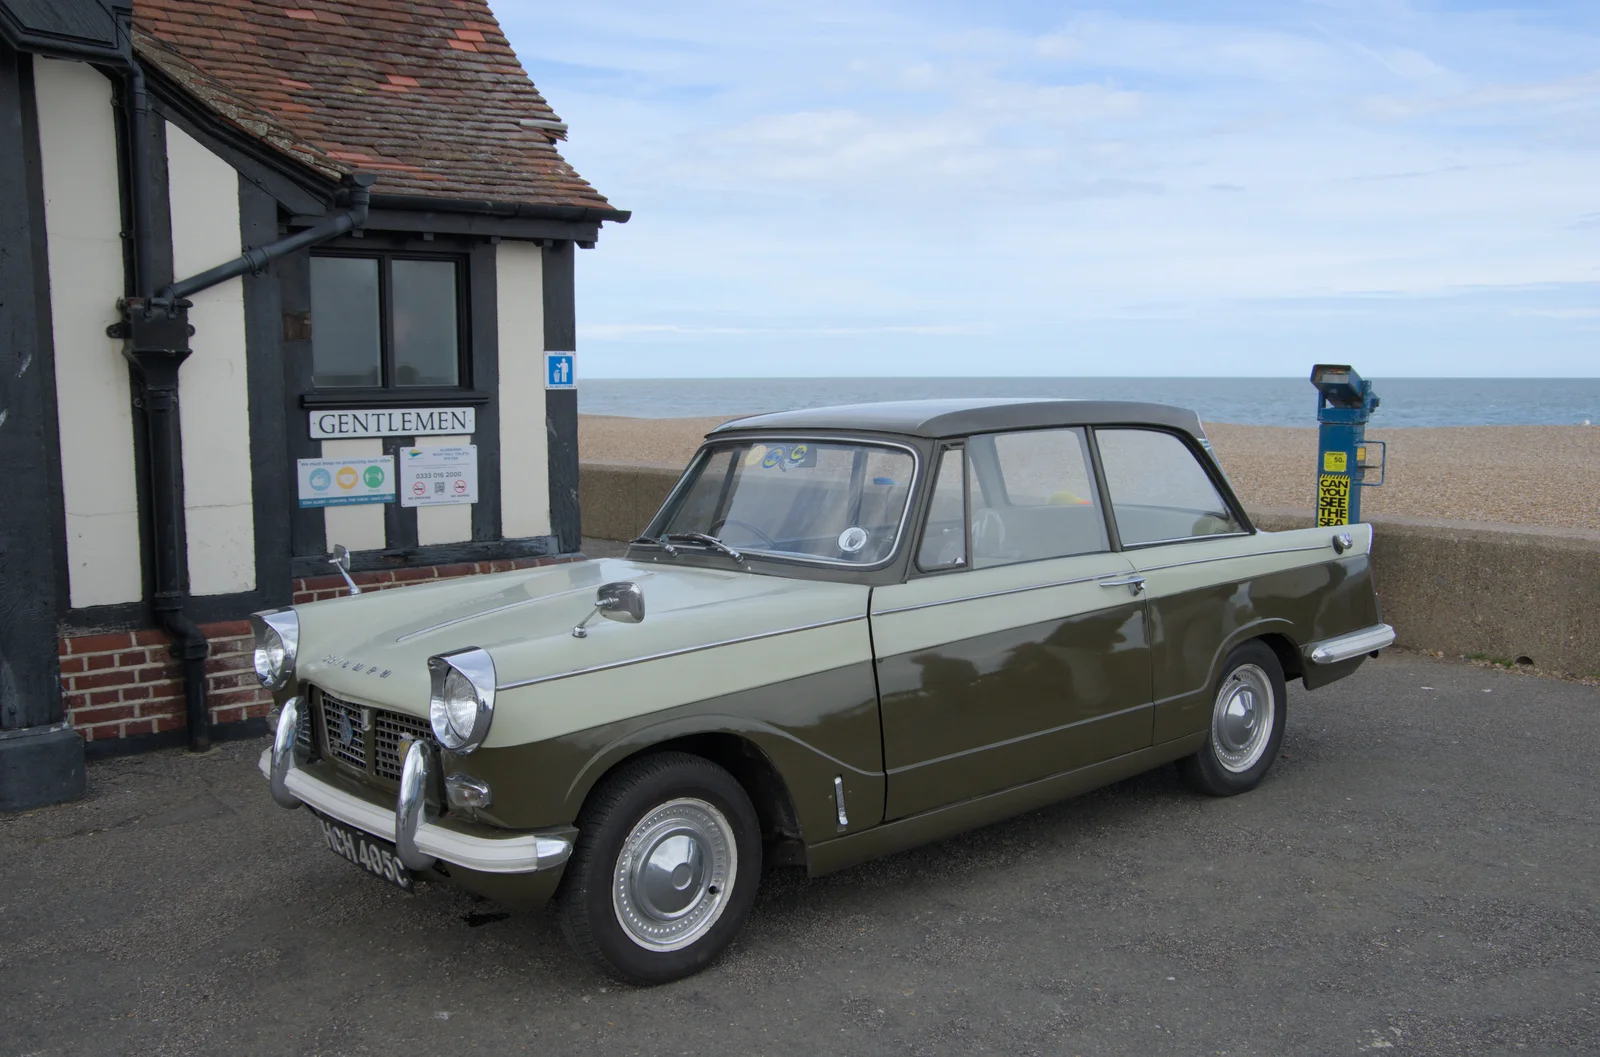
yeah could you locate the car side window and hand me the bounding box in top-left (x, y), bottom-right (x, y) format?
top-left (965, 428), bottom-right (1109, 567)
top-left (916, 447), bottom-right (967, 570)
top-left (1095, 428), bottom-right (1242, 546)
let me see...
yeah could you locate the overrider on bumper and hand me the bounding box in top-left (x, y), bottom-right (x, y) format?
top-left (1305, 623), bottom-right (1396, 665)
top-left (263, 697), bottom-right (571, 876)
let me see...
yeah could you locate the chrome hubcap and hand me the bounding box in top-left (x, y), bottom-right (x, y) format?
top-left (612, 798), bottom-right (735, 952)
top-left (1212, 663), bottom-right (1275, 773)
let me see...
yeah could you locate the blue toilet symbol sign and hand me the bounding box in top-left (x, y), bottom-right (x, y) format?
top-left (545, 352), bottom-right (575, 389)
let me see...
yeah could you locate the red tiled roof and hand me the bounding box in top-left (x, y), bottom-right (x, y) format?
top-left (132, 0), bottom-right (621, 216)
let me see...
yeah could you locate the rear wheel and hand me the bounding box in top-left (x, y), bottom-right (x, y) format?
top-left (555, 752), bottom-right (762, 984)
top-left (1178, 641), bottom-right (1287, 796)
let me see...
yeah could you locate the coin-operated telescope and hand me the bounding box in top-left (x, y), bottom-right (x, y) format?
top-left (1310, 365), bottom-right (1384, 526)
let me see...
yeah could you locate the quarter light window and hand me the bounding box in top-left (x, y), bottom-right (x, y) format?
top-left (917, 447), bottom-right (966, 570)
top-left (311, 254), bottom-right (463, 389)
top-left (1096, 429), bottom-right (1241, 545)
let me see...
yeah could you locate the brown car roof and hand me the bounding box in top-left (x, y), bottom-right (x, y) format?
top-left (710, 398), bottom-right (1206, 441)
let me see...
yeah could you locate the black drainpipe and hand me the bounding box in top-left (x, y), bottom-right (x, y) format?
top-left (112, 62), bottom-right (374, 750)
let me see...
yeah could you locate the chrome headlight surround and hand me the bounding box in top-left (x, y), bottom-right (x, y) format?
top-left (427, 647), bottom-right (496, 753)
top-left (250, 609), bottom-right (300, 690)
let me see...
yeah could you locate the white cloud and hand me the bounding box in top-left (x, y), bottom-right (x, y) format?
top-left (499, 0), bottom-right (1600, 376)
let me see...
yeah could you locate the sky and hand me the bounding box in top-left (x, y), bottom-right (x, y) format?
top-left (496, 0), bottom-right (1600, 378)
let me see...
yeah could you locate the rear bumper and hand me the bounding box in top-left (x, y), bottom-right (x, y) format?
top-left (1305, 623), bottom-right (1396, 665)
top-left (257, 748), bottom-right (571, 875)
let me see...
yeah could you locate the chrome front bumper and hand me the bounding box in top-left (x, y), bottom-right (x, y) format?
top-left (1305, 623), bottom-right (1396, 665)
top-left (262, 698), bottom-right (570, 876)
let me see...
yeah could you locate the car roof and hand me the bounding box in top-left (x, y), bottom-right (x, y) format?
top-left (709, 398), bottom-right (1206, 440)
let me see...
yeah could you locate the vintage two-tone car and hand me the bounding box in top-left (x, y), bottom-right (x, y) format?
top-left (253, 398), bottom-right (1393, 983)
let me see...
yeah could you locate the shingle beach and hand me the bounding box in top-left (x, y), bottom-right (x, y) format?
top-left (579, 415), bottom-right (1600, 532)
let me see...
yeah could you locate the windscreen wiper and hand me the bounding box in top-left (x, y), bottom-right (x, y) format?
top-left (629, 534), bottom-right (678, 556)
top-left (665, 532), bottom-right (744, 563)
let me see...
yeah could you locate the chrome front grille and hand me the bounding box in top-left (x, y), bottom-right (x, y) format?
top-left (374, 709), bottom-right (432, 782)
top-left (319, 690), bottom-right (367, 770)
top-left (312, 687), bottom-right (436, 785)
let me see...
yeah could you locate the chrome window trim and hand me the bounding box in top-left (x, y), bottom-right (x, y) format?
top-left (646, 434), bottom-right (923, 572)
top-left (497, 614), bottom-right (866, 690)
top-left (1120, 529), bottom-right (1254, 550)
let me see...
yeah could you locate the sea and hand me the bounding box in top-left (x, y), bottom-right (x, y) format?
top-left (578, 377), bottom-right (1600, 428)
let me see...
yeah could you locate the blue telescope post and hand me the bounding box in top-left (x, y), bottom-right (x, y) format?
top-left (1310, 364), bottom-right (1383, 525)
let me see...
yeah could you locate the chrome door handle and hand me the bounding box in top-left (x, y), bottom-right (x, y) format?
top-left (1099, 576), bottom-right (1146, 595)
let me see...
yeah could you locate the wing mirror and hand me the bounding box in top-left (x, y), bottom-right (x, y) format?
top-left (572, 581), bottom-right (645, 638)
top-left (329, 544), bottom-right (360, 596)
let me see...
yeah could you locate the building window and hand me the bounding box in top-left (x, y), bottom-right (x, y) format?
top-left (310, 253), bottom-right (465, 389)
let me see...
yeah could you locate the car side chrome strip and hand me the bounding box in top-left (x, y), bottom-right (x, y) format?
top-left (874, 542), bottom-right (1340, 617)
top-left (496, 614), bottom-right (867, 690)
top-left (873, 572), bottom-right (1115, 615)
top-left (1307, 623), bottom-right (1396, 664)
top-left (1132, 542), bottom-right (1330, 574)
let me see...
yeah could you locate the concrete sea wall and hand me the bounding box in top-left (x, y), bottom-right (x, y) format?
top-left (580, 461), bottom-right (1600, 677)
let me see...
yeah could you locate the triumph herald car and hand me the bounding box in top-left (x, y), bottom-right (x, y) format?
top-left (253, 398), bottom-right (1393, 983)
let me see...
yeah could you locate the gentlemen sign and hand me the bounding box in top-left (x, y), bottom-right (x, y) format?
top-left (309, 407), bottom-right (475, 440)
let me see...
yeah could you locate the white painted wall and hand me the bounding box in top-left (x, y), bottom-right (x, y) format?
top-left (412, 436), bottom-right (474, 545)
top-left (496, 242), bottom-right (551, 539)
top-left (320, 439), bottom-right (388, 551)
top-left (166, 123), bottom-right (256, 595)
top-left (35, 60), bottom-right (142, 608)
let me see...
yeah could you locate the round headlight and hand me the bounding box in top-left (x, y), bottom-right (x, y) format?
top-left (256, 627), bottom-right (285, 685)
top-left (427, 648), bottom-right (496, 752)
top-left (250, 609), bottom-right (299, 690)
top-left (434, 669), bottom-right (479, 743)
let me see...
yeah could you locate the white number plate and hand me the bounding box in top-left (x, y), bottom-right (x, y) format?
top-left (315, 814), bottom-right (414, 892)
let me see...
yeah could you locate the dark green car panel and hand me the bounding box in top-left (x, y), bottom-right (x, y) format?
top-left (449, 661), bottom-right (887, 842)
top-left (873, 593), bottom-right (1152, 819)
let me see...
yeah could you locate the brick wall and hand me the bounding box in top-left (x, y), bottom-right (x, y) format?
top-left (62, 554), bottom-right (575, 745)
top-left (59, 621), bottom-right (269, 744)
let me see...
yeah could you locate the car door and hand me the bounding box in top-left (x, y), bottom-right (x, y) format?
top-left (871, 430), bottom-right (1154, 821)
top-left (1091, 427), bottom-right (1261, 744)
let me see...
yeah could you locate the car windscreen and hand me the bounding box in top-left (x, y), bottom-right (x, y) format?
top-left (657, 440), bottom-right (917, 565)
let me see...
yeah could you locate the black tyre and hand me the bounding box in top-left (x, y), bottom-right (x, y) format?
top-left (1178, 640), bottom-right (1287, 797)
top-left (555, 751), bottom-right (762, 984)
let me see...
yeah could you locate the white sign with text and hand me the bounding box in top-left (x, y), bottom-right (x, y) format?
top-left (309, 407), bottom-right (476, 440)
top-left (399, 446), bottom-right (478, 508)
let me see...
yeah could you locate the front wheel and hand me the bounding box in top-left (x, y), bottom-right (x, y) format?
top-left (555, 752), bottom-right (762, 984)
top-left (1178, 641), bottom-right (1287, 796)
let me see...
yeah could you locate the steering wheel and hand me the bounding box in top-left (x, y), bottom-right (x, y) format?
top-left (708, 517), bottom-right (778, 548)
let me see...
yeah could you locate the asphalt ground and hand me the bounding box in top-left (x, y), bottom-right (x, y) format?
top-left (2, 652), bottom-right (1596, 1057)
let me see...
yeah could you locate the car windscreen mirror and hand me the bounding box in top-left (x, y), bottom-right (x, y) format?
top-left (573, 581), bottom-right (645, 637)
top-left (328, 544), bottom-right (360, 596)
top-left (597, 581), bottom-right (645, 624)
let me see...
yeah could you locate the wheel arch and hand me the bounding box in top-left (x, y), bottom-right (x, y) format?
top-left (566, 721), bottom-right (806, 857)
top-left (1207, 618), bottom-right (1301, 690)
